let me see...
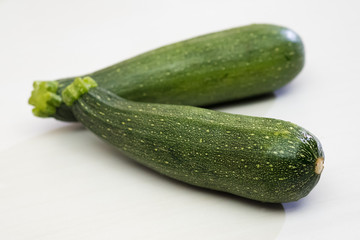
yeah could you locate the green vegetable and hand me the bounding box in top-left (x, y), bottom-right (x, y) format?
top-left (29, 24), bottom-right (304, 121)
top-left (63, 77), bottom-right (324, 203)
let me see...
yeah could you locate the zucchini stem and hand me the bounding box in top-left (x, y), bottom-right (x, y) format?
top-left (62, 77), bottom-right (98, 106)
top-left (28, 81), bottom-right (62, 117)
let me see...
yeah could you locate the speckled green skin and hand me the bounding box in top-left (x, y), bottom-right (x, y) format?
top-left (71, 87), bottom-right (323, 203)
top-left (42, 24), bottom-right (304, 121)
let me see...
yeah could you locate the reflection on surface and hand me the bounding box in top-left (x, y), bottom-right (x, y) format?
top-left (0, 125), bottom-right (285, 240)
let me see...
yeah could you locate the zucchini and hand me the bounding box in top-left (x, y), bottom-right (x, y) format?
top-left (62, 77), bottom-right (324, 203)
top-left (29, 24), bottom-right (304, 121)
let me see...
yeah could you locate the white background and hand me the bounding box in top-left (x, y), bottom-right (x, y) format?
top-left (1, 0), bottom-right (359, 239)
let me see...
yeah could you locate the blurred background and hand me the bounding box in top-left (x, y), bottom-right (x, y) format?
top-left (1, 0), bottom-right (359, 239)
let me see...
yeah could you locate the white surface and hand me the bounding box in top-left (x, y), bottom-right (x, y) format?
top-left (0, 0), bottom-right (359, 239)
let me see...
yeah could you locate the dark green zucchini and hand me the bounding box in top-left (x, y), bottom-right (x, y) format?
top-left (63, 77), bottom-right (324, 203)
top-left (29, 24), bottom-right (304, 121)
